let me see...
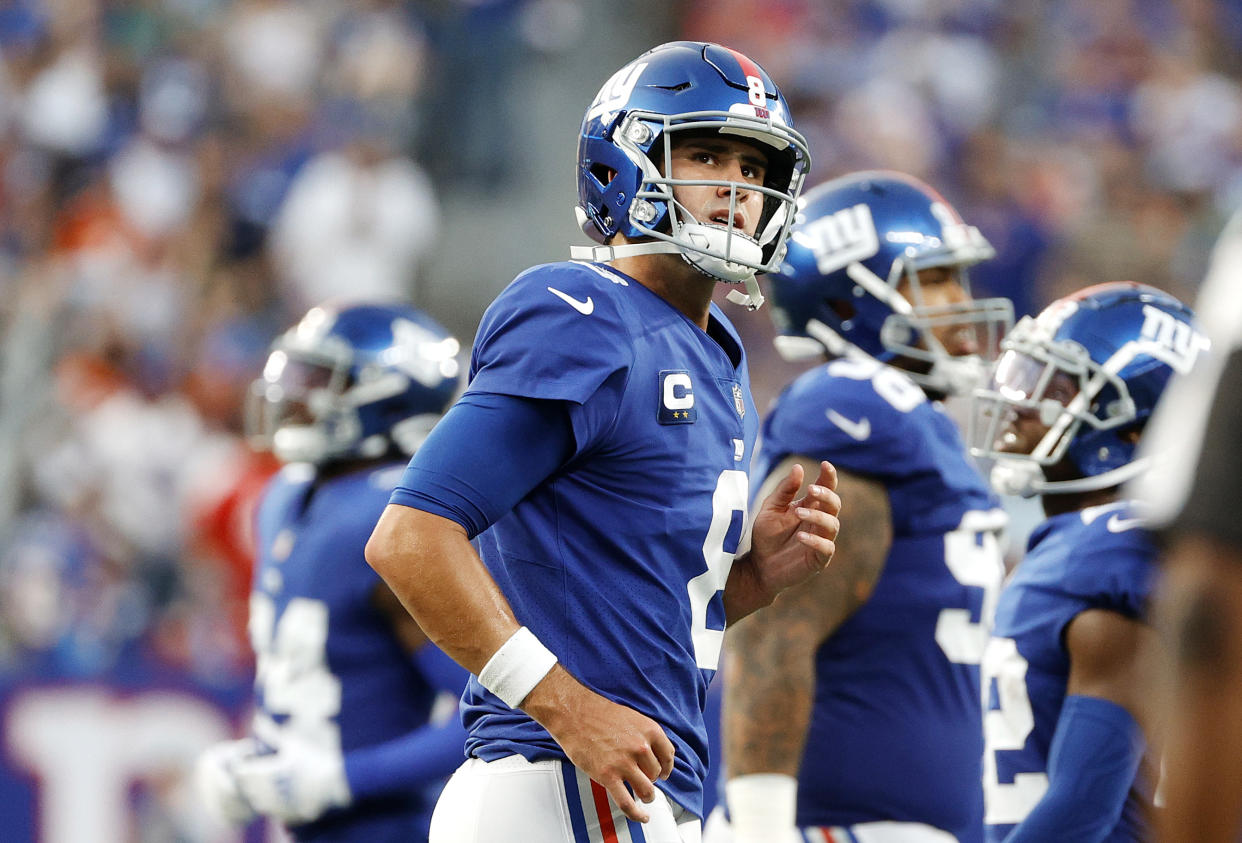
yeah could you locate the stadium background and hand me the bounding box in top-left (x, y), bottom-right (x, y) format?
top-left (1, 0), bottom-right (1239, 840)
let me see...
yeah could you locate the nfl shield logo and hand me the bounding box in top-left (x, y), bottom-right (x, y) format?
top-left (732, 383), bottom-right (745, 418)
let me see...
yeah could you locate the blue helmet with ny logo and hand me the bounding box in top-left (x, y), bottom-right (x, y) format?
top-left (969, 281), bottom-right (1209, 497)
top-left (769, 170), bottom-right (1012, 396)
top-left (572, 41), bottom-right (811, 308)
top-left (246, 302), bottom-right (463, 465)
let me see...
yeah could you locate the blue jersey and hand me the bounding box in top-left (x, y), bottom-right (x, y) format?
top-left (983, 501), bottom-right (1157, 842)
top-left (451, 260), bottom-right (757, 818)
top-left (752, 357), bottom-right (1004, 842)
top-left (251, 462), bottom-right (448, 841)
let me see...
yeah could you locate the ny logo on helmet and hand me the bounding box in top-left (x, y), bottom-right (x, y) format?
top-left (1138, 304), bottom-right (1209, 373)
top-left (791, 203), bottom-right (880, 276)
top-left (586, 61), bottom-right (648, 123)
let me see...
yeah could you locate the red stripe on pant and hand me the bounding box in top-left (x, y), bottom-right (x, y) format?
top-left (590, 780), bottom-right (621, 843)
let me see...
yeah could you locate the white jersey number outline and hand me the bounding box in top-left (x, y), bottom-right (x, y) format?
top-left (688, 469), bottom-right (749, 670)
top-left (936, 510), bottom-right (1005, 664)
top-left (982, 635), bottom-right (1048, 824)
top-left (826, 357), bottom-right (926, 413)
top-left (249, 593), bottom-right (343, 750)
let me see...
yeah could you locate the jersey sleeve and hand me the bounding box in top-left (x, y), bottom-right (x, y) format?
top-left (760, 367), bottom-right (921, 480)
top-left (468, 263), bottom-right (634, 406)
top-left (387, 393), bottom-right (575, 537)
top-left (1059, 524), bottom-right (1158, 621)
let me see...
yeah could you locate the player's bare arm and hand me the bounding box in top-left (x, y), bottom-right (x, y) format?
top-left (367, 505), bottom-right (521, 669)
top-left (1157, 533), bottom-right (1242, 843)
top-left (724, 456), bottom-right (890, 776)
top-left (1065, 608), bottom-right (1162, 734)
top-left (723, 459), bottom-right (841, 623)
top-left (366, 504), bottom-right (675, 824)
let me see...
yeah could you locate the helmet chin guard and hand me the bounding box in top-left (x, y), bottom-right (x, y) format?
top-left (569, 215), bottom-right (771, 309)
top-left (988, 458), bottom-right (1045, 499)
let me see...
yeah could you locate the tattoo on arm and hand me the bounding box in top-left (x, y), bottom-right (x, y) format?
top-left (723, 458), bottom-right (891, 776)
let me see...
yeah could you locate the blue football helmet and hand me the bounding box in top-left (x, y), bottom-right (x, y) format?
top-left (969, 282), bottom-right (1208, 497)
top-left (570, 40), bottom-right (811, 308)
top-left (768, 170), bottom-right (1012, 395)
top-left (245, 303), bottom-right (462, 465)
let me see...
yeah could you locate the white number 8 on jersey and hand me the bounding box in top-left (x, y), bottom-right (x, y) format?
top-left (687, 470), bottom-right (749, 670)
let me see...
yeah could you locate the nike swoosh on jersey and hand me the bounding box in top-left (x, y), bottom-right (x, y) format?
top-left (547, 286), bottom-right (595, 315)
top-left (1106, 514), bottom-right (1145, 533)
top-left (826, 409), bottom-right (871, 441)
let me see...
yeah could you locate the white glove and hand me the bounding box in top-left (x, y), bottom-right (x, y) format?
top-left (195, 738), bottom-right (264, 825)
top-left (231, 737), bottom-right (352, 825)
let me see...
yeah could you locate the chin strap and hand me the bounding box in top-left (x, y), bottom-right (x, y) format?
top-left (568, 241), bottom-right (682, 261)
top-left (991, 456), bottom-right (1153, 498)
top-left (569, 241), bottom-right (767, 310)
top-left (726, 281), bottom-right (764, 311)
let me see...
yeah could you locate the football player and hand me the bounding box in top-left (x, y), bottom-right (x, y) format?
top-left (708, 171), bottom-right (1012, 843)
top-left (195, 302), bottom-right (469, 841)
top-left (364, 41), bottom-right (841, 843)
top-left (970, 282), bottom-right (1206, 841)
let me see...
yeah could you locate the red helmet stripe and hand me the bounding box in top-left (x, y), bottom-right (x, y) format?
top-left (724, 47), bottom-right (763, 85)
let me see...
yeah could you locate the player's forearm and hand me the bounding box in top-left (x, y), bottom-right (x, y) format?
top-left (1007, 695), bottom-right (1142, 843)
top-left (722, 617), bottom-right (817, 776)
top-left (366, 504), bottom-right (521, 674)
top-left (722, 551), bottom-right (776, 623)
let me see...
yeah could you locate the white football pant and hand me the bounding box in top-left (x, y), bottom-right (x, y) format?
top-left (431, 754), bottom-right (703, 843)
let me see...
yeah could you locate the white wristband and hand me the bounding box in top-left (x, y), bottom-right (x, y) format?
top-left (477, 626), bottom-right (558, 709)
top-left (726, 773), bottom-right (798, 840)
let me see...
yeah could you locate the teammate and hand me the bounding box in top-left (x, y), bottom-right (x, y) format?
top-left (364, 41), bottom-right (840, 843)
top-left (1132, 212), bottom-right (1242, 843)
top-left (195, 302), bottom-right (469, 841)
top-left (969, 282), bottom-right (1206, 841)
top-left (708, 171), bottom-right (1012, 843)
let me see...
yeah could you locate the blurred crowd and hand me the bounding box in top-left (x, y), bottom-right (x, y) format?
top-left (2, 0), bottom-right (1241, 726)
top-left (0, 0), bottom-right (541, 689)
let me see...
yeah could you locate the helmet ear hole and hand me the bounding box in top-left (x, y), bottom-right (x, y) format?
top-left (590, 164), bottom-right (616, 187)
top-left (828, 299), bottom-right (856, 321)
